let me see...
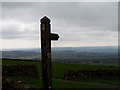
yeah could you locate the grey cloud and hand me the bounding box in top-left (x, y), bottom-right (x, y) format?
top-left (3, 2), bottom-right (35, 9)
top-left (2, 2), bottom-right (117, 25)
top-left (2, 2), bottom-right (118, 42)
top-left (0, 2), bottom-right (2, 19)
top-left (41, 2), bottom-right (117, 31)
top-left (2, 24), bottom-right (39, 39)
top-left (2, 2), bottom-right (38, 22)
top-left (2, 24), bottom-right (21, 39)
top-left (60, 31), bottom-right (116, 42)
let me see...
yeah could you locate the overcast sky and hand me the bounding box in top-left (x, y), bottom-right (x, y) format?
top-left (1, 2), bottom-right (118, 49)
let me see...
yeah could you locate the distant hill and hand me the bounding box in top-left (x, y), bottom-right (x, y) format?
top-left (1, 46), bottom-right (118, 65)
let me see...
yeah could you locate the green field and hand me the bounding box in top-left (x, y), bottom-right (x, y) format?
top-left (2, 59), bottom-right (120, 88)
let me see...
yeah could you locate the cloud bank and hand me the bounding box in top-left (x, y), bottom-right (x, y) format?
top-left (2, 2), bottom-right (118, 48)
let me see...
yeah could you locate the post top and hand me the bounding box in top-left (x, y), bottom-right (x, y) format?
top-left (40, 16), bottom-right (51, 23)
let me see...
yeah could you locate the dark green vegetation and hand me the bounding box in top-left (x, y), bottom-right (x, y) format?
top-left (3, 65), bottom-right (39, 78)
top-left (2, 59), bottom-right (120, 89)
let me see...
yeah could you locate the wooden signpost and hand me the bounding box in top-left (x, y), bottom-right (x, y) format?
top-left (40, 16), bottom-right (59, 90)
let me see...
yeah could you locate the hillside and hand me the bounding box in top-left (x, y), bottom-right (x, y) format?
top-left (1, 46), bottom-right (118, 65)
top-left (2, 59), bottom-right (120, 89)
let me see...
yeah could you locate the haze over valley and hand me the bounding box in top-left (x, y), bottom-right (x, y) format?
top-left (1, 46), bottom-right (118, 66)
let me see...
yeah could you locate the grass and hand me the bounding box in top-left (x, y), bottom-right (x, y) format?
top-left (9, 76), bottom-right (42, 88)
top-left (2, 60), bottom-right (42, 77)
top-left (2, 59), bottom-right (118, 79)
top-left (53, 80), bottom-right (99, 88)
top-left (2, 59), bottom-right (120, 88)
top-left (9, 76), bottom-right (101, 88)
top-left (52, 62), bottom-right (118, 79)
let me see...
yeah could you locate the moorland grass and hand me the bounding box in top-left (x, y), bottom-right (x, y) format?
top-left (2, 59), bottom-right (120, 88)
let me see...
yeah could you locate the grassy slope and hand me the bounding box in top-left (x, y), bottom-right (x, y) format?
top-left (2, 59), bottom-right (120, 88)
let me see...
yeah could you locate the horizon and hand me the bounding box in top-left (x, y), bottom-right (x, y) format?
top-left (1, 45), bottom-right (118, 51)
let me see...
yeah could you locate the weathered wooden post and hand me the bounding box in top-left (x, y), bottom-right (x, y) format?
top-left (40, 16), bottom-right (59, 90)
